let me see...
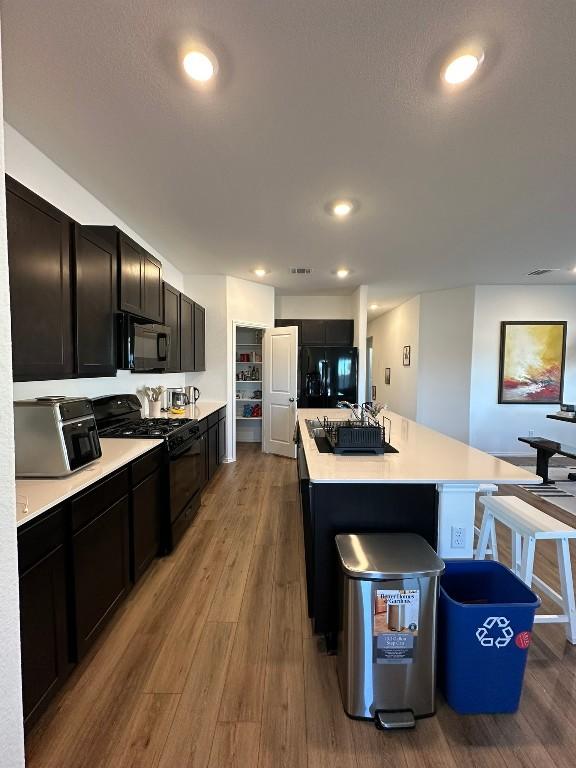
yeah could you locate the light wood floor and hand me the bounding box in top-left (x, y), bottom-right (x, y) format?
top-left (26, 446), bottom-right (576, 768)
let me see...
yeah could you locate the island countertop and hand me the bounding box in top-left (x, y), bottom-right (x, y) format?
top-left (298, 408), bottom-right (540, 486)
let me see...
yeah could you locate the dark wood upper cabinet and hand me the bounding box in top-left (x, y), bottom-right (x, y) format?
top-left (300, 319), bottom-right (326, 346)
top-left (325, 319), bottom-right (354, 346)
top-left (117, 231), bottom-right (162, 322)
top-left (6, 176), bottom-right (74, 381)
top-left (162, 282), bottom-right (181, 372)
top-left (194, 303), bottom-right (206, 371)
top-left (180, 294), bottom-right (194, 372)
top-left (143, 253), bottom-right (162, 323)
top-left (74, 225), bottom-right (116, 377)
top-left (283, 318), bottom-right (354, 347)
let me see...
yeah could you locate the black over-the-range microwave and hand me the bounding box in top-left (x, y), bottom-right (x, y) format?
top-left (117, 314), bottom-right (172, 372)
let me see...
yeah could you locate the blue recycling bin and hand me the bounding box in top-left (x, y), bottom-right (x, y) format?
top-left (439, 560), bottom-right (540, 714)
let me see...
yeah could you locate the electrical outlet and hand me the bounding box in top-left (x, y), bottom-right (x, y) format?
top-left (451, 526), bottom-right (466, 548)
top-left (528, 428), bottom-right (535, 437)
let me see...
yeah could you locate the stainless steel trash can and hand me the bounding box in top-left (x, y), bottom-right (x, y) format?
top-left (336, 533), bottom-right (445, 730)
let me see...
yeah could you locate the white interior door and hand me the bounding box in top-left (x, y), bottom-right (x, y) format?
top-left (263, 325), bottom-right (298, 458)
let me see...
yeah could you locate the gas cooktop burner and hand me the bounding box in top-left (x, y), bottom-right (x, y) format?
top-left (101, 417), bottom-right (196, 439)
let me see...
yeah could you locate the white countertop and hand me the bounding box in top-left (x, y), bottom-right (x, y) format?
top-left (16, 438), bottom-right (163, 528)
top-left (162, 400), bottom-right (226, 421)
top-left (298, 408), bottom-right (541, 486)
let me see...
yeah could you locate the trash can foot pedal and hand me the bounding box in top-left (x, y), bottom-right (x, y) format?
top-left (375, 710), bottom-right (415, 731)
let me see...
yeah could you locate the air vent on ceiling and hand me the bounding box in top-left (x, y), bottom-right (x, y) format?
top-left (526, 268), bottom-right (560, 277)
top-left (290, 267), bottom-right (312, 275)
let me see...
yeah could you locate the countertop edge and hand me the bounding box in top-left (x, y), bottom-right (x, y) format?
top-left (16, 439), bottom-right (164, 529)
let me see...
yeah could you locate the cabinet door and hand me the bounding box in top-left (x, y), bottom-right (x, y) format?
top-left (193, 303), bottom-right (206, 371)
top-left (73, 495), bottom-right (130, 660)
top-left (325, 319), bottom-right (354, 346)
top-left (19, 544), bottom-right (69, 729)
top-left (132, 469), bottom-right (161, 582)
top-left (163, 283), bottom-right (181, 371)
top-left (118, 233), bottom-right (143, 316)
top-left (6, 176), bottom-right (74, 381)
top-left (143, 253), bottom-right (162, 322)
top-left (199, 431), bottom-right (208, 490)
top-left (300, 319), bottom-right (325, 346)
top-left (74, 225), bottom-right (117, 377)
top-left (218, 417), bottom-right (226, 464)
top-left (180, 294), bottom-right (194, 371)
top-left (208, 423), bottom-right (218, 479)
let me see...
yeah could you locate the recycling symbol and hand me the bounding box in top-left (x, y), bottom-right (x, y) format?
top-left (475, 616), bottom-right (514, 648)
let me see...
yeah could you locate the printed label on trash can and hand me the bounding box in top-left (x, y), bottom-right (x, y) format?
top-left (373, 589), bottom-right (419, 664)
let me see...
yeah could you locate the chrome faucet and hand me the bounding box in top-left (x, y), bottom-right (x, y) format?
top-left (337, 401), bottom-right (362, 421)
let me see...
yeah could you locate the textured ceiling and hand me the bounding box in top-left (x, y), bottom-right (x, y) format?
top-left (1, 0), bottom-right (576, 309)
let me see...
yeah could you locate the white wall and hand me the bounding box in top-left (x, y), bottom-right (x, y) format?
top-left (183, 275), bottom-right (228, 402)
top-left (368, 295), bottom-right (420, 419)
top-left (6, 124), bottom-right (188, 406)
top-left (417, 287), bottom-right (475, 443)
top-left (275, 294), bottom-right (354, 319)
top-left (0, 47), bottom-right (26, 767)
top-left (470, 285), bottom-right (576, 455)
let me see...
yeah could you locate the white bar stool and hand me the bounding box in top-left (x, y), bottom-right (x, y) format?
top-left (476, 494), bottom-right (576, 644)
top-left (474, 483), bottom-right (499, 556)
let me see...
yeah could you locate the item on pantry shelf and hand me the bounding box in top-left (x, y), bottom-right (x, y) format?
top-left (253, 389), bottom-right (262, 399)
top-left (252, 403), bottom-right (262, 417)
top-left (243, 403), bottom-right (253, 417)
top-left (255, 352), bottom-right (262, 363)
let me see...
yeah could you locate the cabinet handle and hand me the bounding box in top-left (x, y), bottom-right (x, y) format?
top-left (289, 397), bottom-right (295, 403)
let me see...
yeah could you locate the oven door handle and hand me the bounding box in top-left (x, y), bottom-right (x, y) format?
top-left (169, 436), bottom-right (200, 459)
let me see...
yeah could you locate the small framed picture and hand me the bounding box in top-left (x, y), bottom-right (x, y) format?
top-left (403, 346), bottom-right (411, 367)
top-left (385, 368), bottom-right (390, 385)
top-left (372, 385), bottom-right (377, 399)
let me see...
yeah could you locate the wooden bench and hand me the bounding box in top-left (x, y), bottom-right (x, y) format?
top-left (518, 436), bottom-right (576, 485)
top-left (476, 494), bottom-right (576, 644)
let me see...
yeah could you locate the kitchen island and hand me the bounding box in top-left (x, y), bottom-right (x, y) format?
top-left (297, 408), bottom-right (539, 637)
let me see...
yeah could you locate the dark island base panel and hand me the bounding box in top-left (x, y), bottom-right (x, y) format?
top-left (302, 482), bottom-right (438, 642)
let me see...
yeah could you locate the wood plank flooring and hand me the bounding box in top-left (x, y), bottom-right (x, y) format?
top-left (25, 446), bottom-right (576, 767)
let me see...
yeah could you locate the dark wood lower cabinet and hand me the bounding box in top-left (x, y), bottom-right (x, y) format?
top-left (72, 495), bottom-right (130, 660)
top-left (208, 423), bottom-right (218, 480)
top-left (18, 506), bottom-right (71, 732)
top-left (132, 468), bottom-right (162, 583)
top-left (17, 429), bottom-right (230, 731)
top-left (19, 544), bottom-right (70, 731)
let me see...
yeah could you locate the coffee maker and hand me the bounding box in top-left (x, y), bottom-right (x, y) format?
top-left (164, 386), bottom-right (200, 410)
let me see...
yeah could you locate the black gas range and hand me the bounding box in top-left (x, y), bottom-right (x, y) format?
top-left (93, 395), bottom-right (199, 455)
top-left (92, 394), bottom-right (207, 551)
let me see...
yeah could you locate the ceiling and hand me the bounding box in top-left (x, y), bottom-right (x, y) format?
top-left (2, 0), bottom-right (576, 311)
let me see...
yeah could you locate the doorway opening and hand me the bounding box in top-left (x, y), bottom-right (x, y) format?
top-left (235, 325), bottom-right (264, 451)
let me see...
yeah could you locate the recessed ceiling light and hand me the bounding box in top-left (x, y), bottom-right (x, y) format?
top-left (326, 199), bottom-right (358, 218)
top-left (443, 49), bottom-right (484, 85)
top-left (369, 303), bottom-right (379, 310)
top-left (253, 268), bottom-right (267, 278)
top-left (336, 268), bottom-right (350, 279)
top-left (183, 49), bottom-right (217, 82)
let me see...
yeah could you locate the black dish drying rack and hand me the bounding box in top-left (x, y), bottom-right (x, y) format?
top-left (314, 415), bottom-right (397, 455)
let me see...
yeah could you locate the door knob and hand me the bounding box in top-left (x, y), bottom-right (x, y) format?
top-left (289, 397), bottom-right (295, 402)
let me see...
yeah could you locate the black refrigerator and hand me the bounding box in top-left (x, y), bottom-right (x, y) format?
top-left (299, 346), bottom-right (358, 408)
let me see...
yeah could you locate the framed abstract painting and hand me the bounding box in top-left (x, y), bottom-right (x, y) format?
top-left (498, 321), bottom-right (567, 404)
